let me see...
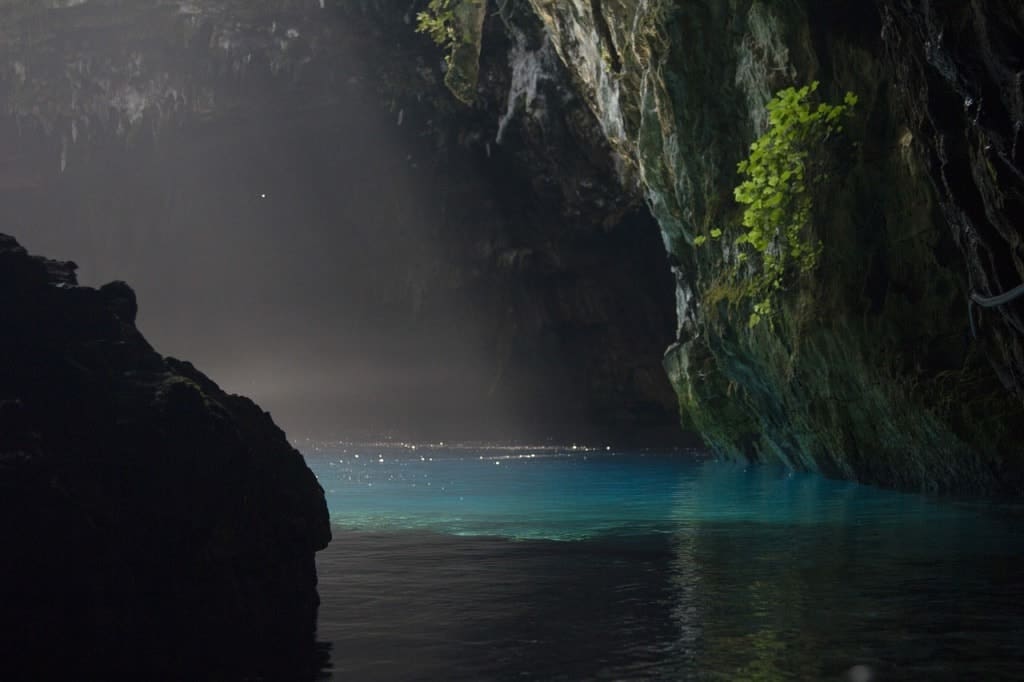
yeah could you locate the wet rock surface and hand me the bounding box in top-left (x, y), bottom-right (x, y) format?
top-left (0, 233), bottom-right (330, 676)
top-left (881, 0), bottom-right (1024, 399)
top-left (524, 0), bottom-right (1024, 492)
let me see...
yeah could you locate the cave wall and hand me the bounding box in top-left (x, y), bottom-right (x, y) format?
top-left (520, 0), bottom-right (1024, 492)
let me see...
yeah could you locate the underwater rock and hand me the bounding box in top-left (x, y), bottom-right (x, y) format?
top-left (0, 233), bottom-right (330, 675)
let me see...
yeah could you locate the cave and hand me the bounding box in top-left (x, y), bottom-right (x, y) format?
top-left (2, 0), bottom-right (1024, 679)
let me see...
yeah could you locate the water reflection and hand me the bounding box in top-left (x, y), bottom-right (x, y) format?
top-left (658, 460), bottom-right (1024, 680)
top-left (308, 448), bottom-right (1024, 680)
top-left (667, 528), bottom-right (703, 670)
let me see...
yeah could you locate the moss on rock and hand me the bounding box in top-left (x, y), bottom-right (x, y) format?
top-left (527, 0), bottom-right (1024, 493)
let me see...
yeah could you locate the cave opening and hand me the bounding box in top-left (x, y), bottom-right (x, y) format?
top-left (0, 0), bottom-right (684, 447)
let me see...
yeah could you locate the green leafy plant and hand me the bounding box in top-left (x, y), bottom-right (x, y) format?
top-left (415, 0), bottom-right (487, 104)
top-left (416, 0), bottom-right (460, 67)
top-left (698, 82), bottom-right (857, 327)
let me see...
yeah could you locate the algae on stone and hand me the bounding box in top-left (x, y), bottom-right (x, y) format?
top-left (417, 0), bottom-right (489, 104)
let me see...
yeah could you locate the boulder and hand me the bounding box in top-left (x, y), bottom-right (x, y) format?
top-left (0, 233), bottom-right (331, 676)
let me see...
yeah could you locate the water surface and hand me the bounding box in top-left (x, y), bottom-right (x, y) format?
top-left (305, 443), bottom-right (1024, 680)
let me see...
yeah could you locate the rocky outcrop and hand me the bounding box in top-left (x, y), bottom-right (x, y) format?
top-left (520, 1), bottom-right (1024, 493)
top-left (0, 234), bottom-right (330, 675)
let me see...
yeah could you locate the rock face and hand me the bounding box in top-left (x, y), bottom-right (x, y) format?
top-left (0, 234), bottom-right (330, 675)
top-left (339, 0), bottom-right (684, 443)
top-left (521, 0), bottom-right (1024, 492)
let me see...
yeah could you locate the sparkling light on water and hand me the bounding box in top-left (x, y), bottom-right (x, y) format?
top-left (305, 444), bottom-right (1011, 547)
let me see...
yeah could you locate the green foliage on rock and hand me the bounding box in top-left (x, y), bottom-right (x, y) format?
top-left (699, 82), bottom-right (858, 327)
top-left (415, 0), bottom-right (487, 104)
top-left (416, 0), bottom-right (459, 64)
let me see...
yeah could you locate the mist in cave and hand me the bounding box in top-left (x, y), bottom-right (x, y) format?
top-left (0, 0), bottom-right (681, 445)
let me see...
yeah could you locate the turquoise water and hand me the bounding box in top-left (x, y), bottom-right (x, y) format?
top-left (305, 444), bottom-right (1024, 680)
top-left (308, 443), bottom-right (1008, 543)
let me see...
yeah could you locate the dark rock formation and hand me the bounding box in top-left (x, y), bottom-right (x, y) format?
top-left (0, 234), bottom-right (330, 676)
top-left (880, 0), bottom-right (1024, 400)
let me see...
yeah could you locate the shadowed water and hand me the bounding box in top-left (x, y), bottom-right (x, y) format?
top-left (304, 444), bottom-right (1024, 680)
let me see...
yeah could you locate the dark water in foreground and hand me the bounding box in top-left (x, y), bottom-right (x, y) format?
top-left (304, 445), bottom-right (1024, 680)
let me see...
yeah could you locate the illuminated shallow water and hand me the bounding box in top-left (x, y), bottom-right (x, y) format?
top-left (304, 444), bottom-right (1024, 680)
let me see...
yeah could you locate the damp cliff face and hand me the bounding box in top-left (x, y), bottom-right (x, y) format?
top-left (522, 0), bottom-right (1024, 493)
top-left (0, 233), bottom-right (331, 675)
